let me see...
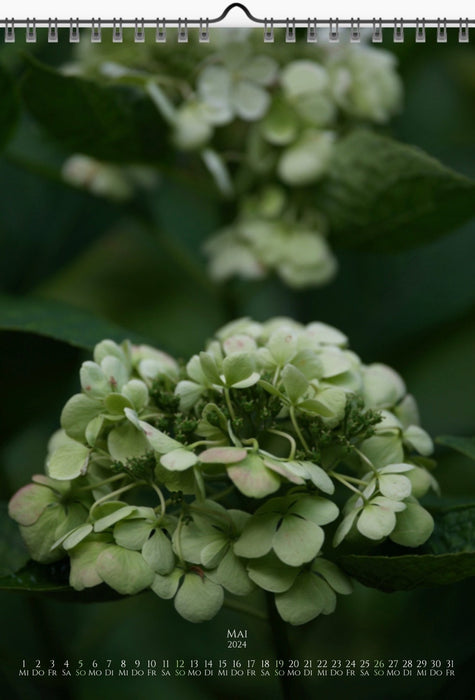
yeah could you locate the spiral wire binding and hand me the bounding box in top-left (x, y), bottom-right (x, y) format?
top-left (1, 3), bottom-right (473, 42)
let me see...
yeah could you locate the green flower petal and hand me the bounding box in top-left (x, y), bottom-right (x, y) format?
top-left (61, 394), bottom-right (102, 442)
top-left (69, 539), bottom-right (110, 590)
top-left (247, 552), bottom-right (299, 593)
top-left (261, 99), bottom-right (299, 146)
top-left (282, 364), bottom-right (308, 403)
top-left (8, 482), bottom-right (56, 526)
top-left (378, 473), bottom-right (412, 500)
top-left (114, 519), bottom-right (153, 550)
top-left (94, 505), bottom-right (137, 533)
top-left (62, 524), bottom-right (94, 550)
top-left (357, 503), bottom-right (396, 540)
top-left (297, 462), bottom-right (335, 494)
top-left (363, 364), bottom-right (406, 409)
top-left (281, 61), bottom-right (329, 97)
top-left (94, 340), bottom-right (129, 367)
top-left (232, 80), bottom-right (270, 121)
top-left (100, 356), bottom-right (129, 391)
top-left (47, 441), bottom-right (90, 480)
top-left (198, 66), bottom-right (232, 108)
top-left (160, 448), bottom-right (198, 471)
top-left (80, 361), bottom-right (109, 399)
top-left (359, 434), bottom-right (404, 469)
top-left (275, 571), bottom-right (335, 625)
top-left (96, 545), bottom-right (154, 595)
top-left (151, 568), bottom-right (182, 600)
top-left (175, 380), bottom-right (205, 411)
top-left (278, 131), bottom-right (334, 186)
top-left (311, 558), bottom-right (353, 595)
top-left (200, 538), bottom-right (228, 569)
top-left (107, 422), bottom-right (149, 462)
top-left (333, 511), bottom-right (359, 548)
top-left (273, 516), bottom-right (324, 566)
top-left (288, 495), bottom-right (339, 525)
top-left (222, 353), bottom-right (257, 387)
top-left (227, 454), bottom-right (281, 498)
top-left (199, 446), bottom-right (247, 464)
top-left (121, 380), bottom-right (149, 412)
top-left (174, 572), bottom-right (224, 623)
top-left (142, 529), bottom-right (175, 575)
top-left (403, 425), bottom-right (434, 456)
top-left (390, 502), bottom-right (434, 547)
top-left (208, 548), bottom-right (255, 595)
top-left (103, 393), bottom-right (132, 415)
top-left (233, 512), bottom-right (280, 558)
top-left (126, 411), bottom-right (182, 454)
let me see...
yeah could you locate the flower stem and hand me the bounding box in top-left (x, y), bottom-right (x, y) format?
top-left (265, 593), bottom-right (310, 700)
top-left (353, 447), bottom-right (379, 475)
top-left (330, 471), bottom-right (367, 500)
top-left (267, 429), bottom-right (297, 460)
top-left (289, 406), bottom-right (310, 452)
top-left (90, 481), bottom-right (146, 516)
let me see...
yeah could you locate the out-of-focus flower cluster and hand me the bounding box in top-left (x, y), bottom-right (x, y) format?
top-left (10, 317), bottom-right (437, 625)
top-left (60, 30), bottom-right (403, 289)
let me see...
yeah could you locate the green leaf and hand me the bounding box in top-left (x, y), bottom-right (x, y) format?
top-left (426, 503), bottom-right (475, 554)
top-left (0, 65), bottom-right (19, 150)
top-left (0, 295), bottom-right (146, 350)
top-left (390, 502), bottom-right (434, 548)
top-left (336, 552), bottom-right (475, 592)
top-left (0, 503), bottom-right (30, 576)
top-left (22, 57), bottom-right (169, 163)
top-left (0, 558), bottom-right (125, 601)
top-left (318, 130), bottom-right (475, 251)
top-left (436, 435), bottom-right (475, 461)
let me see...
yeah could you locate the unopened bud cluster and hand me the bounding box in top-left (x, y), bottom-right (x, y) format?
top-left (62, 30), bottom-right (403, 288)
top-left (9, 317), bottom-right (437, 625)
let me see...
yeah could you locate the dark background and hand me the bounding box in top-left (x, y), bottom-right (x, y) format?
top-left (0, 28), bottom-right (474, 699)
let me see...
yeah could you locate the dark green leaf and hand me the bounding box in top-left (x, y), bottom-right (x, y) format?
top-left (0, 503), bottom-right (30, 576)
top-left (318, 130), bottom-right (475, 251)
top-left (337, 504), bottom-right (475, 591)
top-left (0, 559), bottom-right (128, 601)
top-left (22, 57), bottom-right (170, 163)
top-left (436, 435), bottom-right (475, 460)
top-left (336, 552), bottom-right (475, 592)
top-left (0, 65), bottom-right (19, 150)
top-left (425, 503), bottom-right (475, 555)
top-left (0, 295), bottom-right (148, 350)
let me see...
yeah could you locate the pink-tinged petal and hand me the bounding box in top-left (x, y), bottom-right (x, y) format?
top-left (8, 483), bottom-right (56, 526)
top-left (199, 447), bottom-right (247, 464)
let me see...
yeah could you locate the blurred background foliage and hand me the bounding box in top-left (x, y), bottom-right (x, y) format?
top-left (0, 28), bottom-right (474, 700)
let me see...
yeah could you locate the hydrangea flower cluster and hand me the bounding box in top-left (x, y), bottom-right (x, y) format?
top-left (61, 31), bottom-right (403, 289)
top-left (9, 318), bottom-right (436, 625)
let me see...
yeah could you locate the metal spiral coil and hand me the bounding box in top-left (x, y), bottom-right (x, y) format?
top-left (1, 3), bottom-right (473, 43)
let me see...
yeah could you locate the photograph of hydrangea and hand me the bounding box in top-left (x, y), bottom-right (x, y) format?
top-left (0, 23), bottom-right (474, 700)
